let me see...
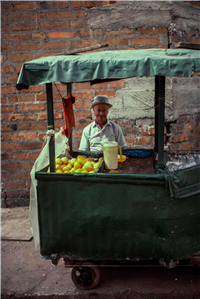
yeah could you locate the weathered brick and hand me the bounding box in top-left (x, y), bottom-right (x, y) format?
top-left (136, 119), bottom-right (154, 126)
top-left (1, 86), bottom-right (15, 94)
top-left (91, 82), bottom-right (108, 89)
top-left (34, 52), bottom-right (61, 59)
top-left (73, 92), bottom-right (93, 99)
top-left (141, 127), bottom-right (155, 135)
top-left (74, 110), bottom-right (92, 119)
top-left (182, 141), bottom-right (199, 151)
top-left (11, 2), bottom-right (36, 11)
top-left (1, 105), bottom-right (16, 113)
top-left (70, 19), bottom-right (83, 29)
top-left (18, 122), bottom-right (45, 131)
top-left (1, 173), bottom-right (14, 181)
top-left (18, 103), bottom-right (45, 112)
top-left (193, 131), bottom-right (200, 139)
top-left (107, 28), bottom-right (136, 36)
top-left (139, 27), bottom-right (167, 35)
top-left (1, 134), bottom-right (10, 141)
top-left (74, 82), bottom-right (91, 90)
top-left (47, 31), bottom-right (74, 39)
top-left (1, 153), bottom-right (12, 160)
top-left (1, 66), bottom-right (13, 74)
top-left (11, 23), bottom-right (38, 31)
top-left (73, 130), bottom-right (83, 138)
top-left (41, 21), bottom-right (69, 30)
top-left (1, 114), bottom-right (8, 121)
top-left (54, 112), bottom-right (63, 119)
top-left (15, 173), bottom-right (31, 180)
top-left (21, 142), bottom-right (43, 150)
top-left (109, 79), bottom-right (124, 88)
top-left (125, 137), bottom-right (134, 146)
top-left (7, 75), bottom-right (18, 84)
top-left (125, 128), bottom-right (139, 136)
top-left (177, 115), bottom-right (190, 123)
top-left (15, 65), bottom-right (23, 73)
top-left (1, 163), bottom-right (21, 171)
top-left (40, 1), bottom-right (68, 10)
top-left (135, 136), bottom-right (153, 145)
top-left (75, 119), bottom-right (93, 128)
top-left (112, 120), bottom-right (132, 127)
top-left (106, 37), bottom-right (129, 47)
top-left (1, 24), bottom-right (9, 32)
top-left (3, 181), bottom-right (26, 190)
top-left (13, 153), bottom-right (39, 160)
top-left (169, 134), bottom-right (190, 143)
top-left (1, 12), bottom-right (29, 22)
top-left (75, 10), bottom-right (86, 18)
top-left (1, 45), bottom-right (12, 53)
top-left (75, 100), bottom-right (91, 109)
top-left (70, 1), bottom-right (99, 8)
top-left (130, 36), bottom-right (160, 45)
top-left (1, 143), bottom-right (20, 150)
top-left (14, 42), bottom-right (41, 52)
top-left (69, 39), bottom-right (97, 49)
top-left (10, 113), bottom-right (35, 121)
top-left (17, 85), bottom-right (43, 93)
top-left (37, 113), bottom-right (47, 120)
top-left (38, 132), bottom-right (46, 140)
top-left (76, 29), bottom-right (91, 38)
top-left (1, 124), bottom-right (15, 132)
top-left (30, 11), bottom-right (44, 21)
top-left (95, 90), bottom-right (116, 97)
top-left (1, 3), bottom-right (10, 11)
top-left (42, 41), bottom-right (66, 50)
top-left (8, 94), bottom-right (35, 103)
top-left (46, 10), bottom-right (72, 19)
top-left (10, 132), bottom-right (37, 141)
top-left (22, 162), bottom-right (34, 170)
top-left (32, 32), bottom-right (46, 40)
top-left (7, 54), bottom-right (32, 62)
top-left (4, 33), bottom-right (31, 42)
top-left (185, 123), bottom-right (198, 131)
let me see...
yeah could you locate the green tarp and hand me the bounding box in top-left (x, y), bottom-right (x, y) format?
top-left (16, 49), bottom-right (200, 90)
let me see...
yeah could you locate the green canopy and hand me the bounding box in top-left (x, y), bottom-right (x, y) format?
top-left (16, 49), bottom-right (200, 90)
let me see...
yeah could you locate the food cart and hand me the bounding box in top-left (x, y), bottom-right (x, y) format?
top-left (16, 49), bottom-right (200, 290)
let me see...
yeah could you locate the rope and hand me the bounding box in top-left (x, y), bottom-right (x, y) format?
top-left (54, 82), bottom-right (63, 100)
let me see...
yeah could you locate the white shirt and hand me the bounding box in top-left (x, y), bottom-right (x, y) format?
top-left (79, 120), bottom-right (127, 152)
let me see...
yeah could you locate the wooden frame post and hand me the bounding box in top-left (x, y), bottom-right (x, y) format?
top-left (46, 83), bottom-right (55, 172)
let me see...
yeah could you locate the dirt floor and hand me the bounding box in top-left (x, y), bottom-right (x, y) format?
top-left (1, 237), bottom-right (200, 299)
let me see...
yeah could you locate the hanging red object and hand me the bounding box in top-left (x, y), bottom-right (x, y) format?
top-left (61, 93), bottom-right (75, 138)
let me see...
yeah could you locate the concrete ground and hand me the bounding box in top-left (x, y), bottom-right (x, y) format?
top-left (1, 207), bottom-right (200, 299)
top-left (1, 238), bottom-right (200, 299)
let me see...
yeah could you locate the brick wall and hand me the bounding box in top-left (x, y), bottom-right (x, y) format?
top-left (1, 1), bottom-right (200, 206)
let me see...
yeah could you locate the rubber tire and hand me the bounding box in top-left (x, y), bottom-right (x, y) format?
top-left (71, 261), bottom-right (100, 290)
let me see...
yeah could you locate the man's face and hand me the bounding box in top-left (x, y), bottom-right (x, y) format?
top-left (93, 103), bottom-right (110, 127)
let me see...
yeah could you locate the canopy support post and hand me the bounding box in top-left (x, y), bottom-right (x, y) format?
top-left (154, 76), bottom-right (165, 170)
top-left (67, 83), bottom-right (73, 156)
top-left (46, 83), bottom-right (55, 172)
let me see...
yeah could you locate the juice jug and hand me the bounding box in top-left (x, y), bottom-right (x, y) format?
top-left (102, 141), bottom-right (122, 170)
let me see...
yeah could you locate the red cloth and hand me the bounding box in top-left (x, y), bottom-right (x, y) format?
top-left (61, 93), bottom-right (75, 138)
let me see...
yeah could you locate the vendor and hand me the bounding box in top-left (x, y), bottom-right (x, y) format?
top-left (79, 95), bottom-right (127, 152)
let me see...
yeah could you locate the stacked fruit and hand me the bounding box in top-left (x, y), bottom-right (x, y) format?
top-left (47, 156), bottom-right (102, 174)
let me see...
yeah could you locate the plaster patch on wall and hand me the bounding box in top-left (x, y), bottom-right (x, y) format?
top-left (107, 77), bottom-right (173, 121)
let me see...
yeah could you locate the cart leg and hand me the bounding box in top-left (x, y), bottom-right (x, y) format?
top-left (71, 261), bottom-right (100, 290)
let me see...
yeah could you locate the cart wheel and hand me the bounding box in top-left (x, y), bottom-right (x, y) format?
top-left (71, 261), bottom-right (100, 290)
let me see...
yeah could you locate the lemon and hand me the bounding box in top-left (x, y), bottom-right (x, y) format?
top-left (55, 164), bottom-right (62, 170)
top-left (74, 161), bottom-right (82, 170)
top-left (89, 170), bottom-right (95, 173)
top-left (77, 155), bottom-right (86, 165)
top-left (56, 169), bottom-right (63, 173)
top-left (70, 168), bottom-right (75, 173)
top-left (61, 157), bottom-right (68, 164)
top-left (82, 161), bottom-right (93, 172)
top-left (56, 158), bottom-right (62, 165)
top-left (81, 169), bottom-right (88, 173)
top-left (75, 168), bottom-right (82, 173)
top-left (69, 158), bottom-right (77, 166)
top-left (64, 170), bottom-right (70, 173)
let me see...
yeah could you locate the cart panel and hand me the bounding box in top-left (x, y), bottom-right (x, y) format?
top-left (36, 171), bottom-right (200, 260)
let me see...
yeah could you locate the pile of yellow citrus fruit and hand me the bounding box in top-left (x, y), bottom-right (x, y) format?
top-left (47, 155), bottom-right (102, 174)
